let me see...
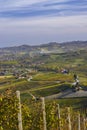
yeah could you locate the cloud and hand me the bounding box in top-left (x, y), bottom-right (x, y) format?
top-left (0, 15), bottom-right (87, 47)
top-left (0, 0), bottom-right (87, 47)
top-left (0, 0), bottom-right (87, 18)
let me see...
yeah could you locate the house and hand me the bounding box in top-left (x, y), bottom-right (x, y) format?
top-left (61, 69), bottom-right (69, 74)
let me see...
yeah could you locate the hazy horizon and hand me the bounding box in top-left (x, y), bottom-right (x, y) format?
top-left (1, 40), bottom-right (87, 48)
top-left (0, 0), bottom-right (87, 47)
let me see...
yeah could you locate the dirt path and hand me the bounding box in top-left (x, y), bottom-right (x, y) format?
top-left (45, 89), bottom-right (87, 99)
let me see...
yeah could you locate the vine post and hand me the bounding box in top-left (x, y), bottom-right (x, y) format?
top-left (57, 104), bottom-right (61, 130)
top-left (16, 91), bottom-right (23, 130)
top-left (77, 113), bottom-right (80, 130)
top-left (83, 118), bottom-right (86, 130)
top-left (41, 97), bottom-right (47, 130)
top-left (67, 107), bottom-right (71, 130)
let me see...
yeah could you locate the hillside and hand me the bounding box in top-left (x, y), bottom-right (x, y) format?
top-left (0, 41), bottom-right (87, 98)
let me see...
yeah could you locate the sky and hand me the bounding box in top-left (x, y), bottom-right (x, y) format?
top-left (0, 0), bottom-right (87, 47)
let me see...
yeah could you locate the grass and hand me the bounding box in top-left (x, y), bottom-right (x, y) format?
top-left (0, 75), bottom-right (13, 79)
top-left (0, 60), bottom-right (18, 65)
top-left (33, 72), bottom-right (73, 82)
top-left (46, 97), bottom-right (87, 110)
top-left (21, 83), bottom-right (71, 97)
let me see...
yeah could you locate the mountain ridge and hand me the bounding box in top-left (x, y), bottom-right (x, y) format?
top-left (0, 41), bottom-right (87, 54)
top-left (0, 40), bottom-right (87, 49)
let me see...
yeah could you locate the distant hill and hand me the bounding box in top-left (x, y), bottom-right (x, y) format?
top-left (0, 41), bottom-right (87, 55)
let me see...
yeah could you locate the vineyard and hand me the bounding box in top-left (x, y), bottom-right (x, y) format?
top-left (0, 90), bottom-right (87, 130)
